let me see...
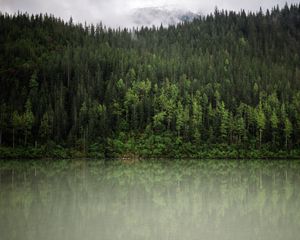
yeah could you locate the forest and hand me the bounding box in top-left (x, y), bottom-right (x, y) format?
top-left (0, 4), bottom-right (300, 158)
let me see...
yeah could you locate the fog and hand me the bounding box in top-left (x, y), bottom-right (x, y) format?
top-left (1, 159), bottom-right (300, 240)
top-left (0, 0), bottom-right (298, 28)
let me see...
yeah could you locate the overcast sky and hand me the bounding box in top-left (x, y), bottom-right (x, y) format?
top-left (0, 0), bottom-right (298, 27)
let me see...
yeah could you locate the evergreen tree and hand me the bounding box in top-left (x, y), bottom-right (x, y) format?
top-left (256, 102), bottom-right (266, 148)
top-left (0, 5), bottom-right (299, 154)
top-left (284, 117), bottom-right (293, 149)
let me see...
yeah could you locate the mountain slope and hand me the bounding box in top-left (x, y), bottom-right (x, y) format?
top-left (0, 4), bottom-right (300, 158)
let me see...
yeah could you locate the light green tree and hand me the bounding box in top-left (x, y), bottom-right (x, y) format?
top-left (284, 117), bottom-right (293, 149)
top-left (192, 97), bottom-right (203, 143)
top-left (270, 110), bottom-right (279, 146)
top-left (159, 82), bottom-right (178, 130)
top-left (153, 111), bottom-right (166, 131)
top-left (219, 101), bottom-right (229, 143)
top-left (23, 99), bottom-right (35, 145)
top-left (236, 117), bottom-right (246, 144)
top-left (175, 100), bottom-right (189, 137)
top-left (125, 88), bottom-right (139, 129)
top-left (176, 101), bottom-right (184, 137)
top-left (256, 102), bottom-right (266, 148)
top-left (12, 111), bottom-right (22, 148)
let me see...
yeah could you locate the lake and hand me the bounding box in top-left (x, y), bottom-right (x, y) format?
top-left (0, 159), bottom-right (300, 240)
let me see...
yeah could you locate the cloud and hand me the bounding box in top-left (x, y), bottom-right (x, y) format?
top-left (0, 0), bottom-right (298, 27)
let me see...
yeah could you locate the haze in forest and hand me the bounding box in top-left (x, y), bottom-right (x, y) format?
top-left (0, 0), bottom-right (299, 27)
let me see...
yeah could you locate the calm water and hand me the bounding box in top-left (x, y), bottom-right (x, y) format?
top-left (0, 159), bottom-right (300, 240)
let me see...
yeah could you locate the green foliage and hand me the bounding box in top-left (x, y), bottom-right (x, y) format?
top-left (218, 101), bottom-right (229, 142)
top-left (153, 111), bottom-right (166, 130)
top-left (284, 117), bottom-right (293, 149)
top-left (256, 102), bottom-right (266, 147)
top-left (23, 99), bottom-right (34, 145)
top-left (0, 5), bottom-right (300, 157)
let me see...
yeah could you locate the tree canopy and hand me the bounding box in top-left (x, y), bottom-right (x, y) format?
top-left (0, 4), bottom-right (300, 155)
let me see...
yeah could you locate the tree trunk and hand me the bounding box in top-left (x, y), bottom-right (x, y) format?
top-left (0, 129), bottom-right (2, 146)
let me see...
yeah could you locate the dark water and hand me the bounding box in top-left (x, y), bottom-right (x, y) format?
top-left (0, 159), bottom-right (300, 240)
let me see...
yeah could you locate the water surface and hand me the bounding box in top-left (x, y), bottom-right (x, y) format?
top-left (0, 159), bottom-right (300, 240)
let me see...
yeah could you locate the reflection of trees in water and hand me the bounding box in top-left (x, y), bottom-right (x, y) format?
top-left (0, 160), bottom-right (299, 240)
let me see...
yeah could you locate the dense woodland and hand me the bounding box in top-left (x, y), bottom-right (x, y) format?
top-left (0, 4), bottom-right (300, 158)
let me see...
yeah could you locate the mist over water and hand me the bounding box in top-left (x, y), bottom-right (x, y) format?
top-left (0, 159), bottom-right (300, 240)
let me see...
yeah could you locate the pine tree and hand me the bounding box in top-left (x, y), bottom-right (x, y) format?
top-left (12, 111), bottom-right (22, 148)
top-left (23, 99), bottom-right (34, 145)
top-left (284, 117), bottom-right (293, 149)
top-left (256, 102), bottom-right (266, 148)
top-left (219, 101), bottom-right (229, 143)
top-left (270, 110), bottom-right (279, 146)
top-left (176, 101), bottom-right (184, 137)
top-left (192, 97), bottom-right (203, 143)
top-left (39, 111), bottom-right (53, 143)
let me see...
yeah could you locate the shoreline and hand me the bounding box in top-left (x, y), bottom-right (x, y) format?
top-left (1, 146), bottom-right (299, 160)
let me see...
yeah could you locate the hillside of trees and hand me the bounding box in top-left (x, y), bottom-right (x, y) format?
top-left (0, 4), bottom-right (300, 158)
